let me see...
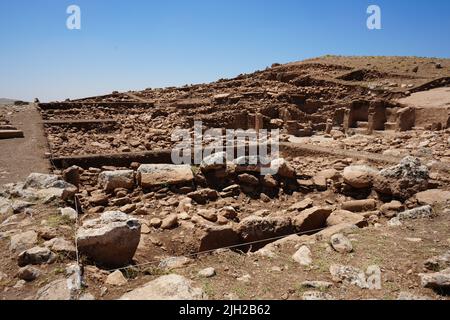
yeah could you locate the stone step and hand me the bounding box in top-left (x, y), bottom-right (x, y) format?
top-left (356, 121), bottom-right (369, 129)
top-left (0, 130), bottom-right (24, 139)
top-left (384, 122), bottom-right (397, 131)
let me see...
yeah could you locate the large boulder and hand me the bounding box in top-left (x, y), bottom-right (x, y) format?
top-left (326, 210), bottom-right (367, 228)
top-left (236, 215), bottom-right (292, 244)
top-left (419, 268), bottom-right (450, 291)
top-left (24, 173), bottom-right (60, 189)
top-left (292, 207), bottom-right (333, 233)
top-left (119, 274), bottom-right (206, 300)
top-left (343, 165), bottom-right (378, 189)
top-left (23, 173), bottom-right (77, 201)
top-left (76, 211), bottom-right (141, 267)
top-left (373, 157), bottom-right (429, 200)
top-left (137, 164), bottom-right (193, 188)
top-left (98, 170), bottom-right (135, 191)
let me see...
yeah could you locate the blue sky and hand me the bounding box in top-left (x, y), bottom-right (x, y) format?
top-left (0, 0), bottom-right (449, 102)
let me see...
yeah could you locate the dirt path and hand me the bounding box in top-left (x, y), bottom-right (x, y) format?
top-left (0, 104), bottom-right (50, 184)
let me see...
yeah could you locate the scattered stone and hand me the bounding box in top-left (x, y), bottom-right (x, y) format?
top-left (330, 233), bottom-right (353, 253)
top-left (188, 188), bottom-right (219, 204)
top-left (300, 280), bottom-right (333, 290)
top-left (302, 291), bottom-right (333, 300)
top-left (161, 215), bottom-right (179, 229)
top-left (380, 201), bottom-right (404, 218)
top-left (329, 264), bottom-right (368, 289)
top-left (17, 266), bottom-right (41, 282)
top-left (105, 270), bottom-right (127, 286)
top-left (198, 209), bottom-right (218, 222)
top-left (397, 292), bottom-right (431, 300)
top-left (292, 245), bottom-right (312, 266)
top-left (200, 152), bottom-right (227, 172)
top-left (60, 207), bottom-right (78, 221)
top-left (398, 205), bottom-right (434, 220)
top-left (424, 250), bottom-right (450, 271)
top-left (9, 230), bottom-right (38, 252)
top-left (150, 218), bottom-right (162, 228)
top-left (159, 256), bottom-right (192, 270)
top-left (289, 198), bottom-right (313, 212)
top-left (343, 165), bottom-right (378, 189)
top-left (198, 267), bottom-right (216, 278)
top-left (119, 274), bottom-right (206, 300)
top-left (18, 246), bottom-right (56, 267)
top-left (292, 207), bottom-right (333, 233)
top-left (98, 170), bottom-right (135, 191)
top-left (36, 278), bottom-right (74, 300)
top-left (419, 268), bottom-right (450, 291)
top-left (270, 158), bottom-right (296, 178)
top-left (89, 193), bottom-right (109, 206)
top-left (44, 237), bottom-right (76, 258)
top-left (326, 210), bottom-right (367, 228)
top-left (77, 211), bottom-right (141, 267)
top-left (388, 217), bottom-right (403, 227)
top-left (220, 206), bottom-right (237, 219)
top-left (341, 199), bottom-right (377, 212)
top-left (238, 173), bottom-right (259, 186)
top-left (237, 215), bottom-right (292, 244)
top-left (415, 189), bottom-right (450, 206)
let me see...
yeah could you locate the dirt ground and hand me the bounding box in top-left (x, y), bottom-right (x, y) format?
top-left (0, 104), bottom-right (50, 184)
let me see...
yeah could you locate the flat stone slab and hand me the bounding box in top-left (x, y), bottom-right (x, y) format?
top-left (0, 130), bottom-right (24, 139)
top-left (137, 164), bottom-right (194, 188)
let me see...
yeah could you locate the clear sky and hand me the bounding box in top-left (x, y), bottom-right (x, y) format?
top-left (1, 0), bottom-right (449, 102)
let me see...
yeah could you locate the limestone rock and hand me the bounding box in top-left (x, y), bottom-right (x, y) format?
top-left (17, 266), bottom-right (41, 282)
top-left (198, 267), bottom-right (216, 278)
top-left (329, 264), bottom-right (368, 289)
top-left (292, 207), bottom-right (333, 233)
top-left (415, 189), bottom-right (450, 206)
top-left (137, 164), bottom-right (193, 188)
top-left (341, 199), bottom-right (377, 212)
top-left (330, 233), bottom-right (353, 253)
top-left (105, 270), bottom-right (127, 286)
top-left (292, 246), bottom-right (312, 266)
top-left (161, 215), bottom-right (179, 229)
top-left (289, 198), bottom-right (313, 212)
top-left (343, 165), bottom-right (378, 189)
top-left (60, 207), bottom-right (78, 221)
top-left (326, 210), bottom-right (367, 228)
top-left (9, 230), bottom-right (38, 252)
top-left (380, 201), bottom-right (404, 218)
top-left (200, 152), bottom-right (227, 172)
top-left (18, 246), bottom-right (56, 267)
top-left (397, 205), bottom-right (434, 220)
top-left (237, 215), bottom-right (292, 244)
top-left (76, 211), bottom-right (141, 267)
top-left (98, 170), bottom-right (135, 191)
top-left (119, 274), bottom-right (206, 300)
top-left (373, 156), bottom-right (429, 200)
top-left (419, 268), bottom-right (450, 291)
